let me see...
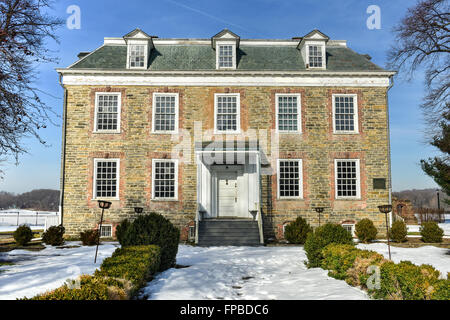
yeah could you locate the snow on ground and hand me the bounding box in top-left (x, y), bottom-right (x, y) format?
top-left (357, 243), bottom-right (450, 276)
top-left (0, 242), bottom-right (118, 300)
top-left (141, 245), bottom-right (368, 300)
top-left (407, 223), bottom-right (450, 236)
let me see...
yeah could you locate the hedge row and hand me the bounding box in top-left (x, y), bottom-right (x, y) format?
top-left (25, 245), bottom-right (161, 300)
top-left (321, 244), bottom-right (450, 300)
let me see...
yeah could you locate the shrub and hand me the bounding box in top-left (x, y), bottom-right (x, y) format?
top-left (95, 245), bottom-right (161, 290)
top-left (80, 229), bottom-right (99, 246)
top-left (389, 220), bottom-right (407, 242)
top-left (115, 219), bottom-right (131, 243)
top-left (13, 225), bottom-right (33, 246)
top-left (430, 279), bottom-right (450, 300)
top-left (25, 245), bottom-right (161, 300)
top-left (284, 217), bottom-right (312, 244)
top-left (304, 223), bottom-right (354, 268)
top-left (119, 213), bottom-right (179, 271)
top-left (420, 222), bottom-right (444, 243)
top-left (355, 219), bottom-right (378, 243)
top-left (42, 225), bottom-right (65, 246)
top-left (374, 261), bottom-right (441, 300)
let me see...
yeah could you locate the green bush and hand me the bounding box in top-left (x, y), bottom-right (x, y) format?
top-left (119, 213), bottom-right (179, 271)
top-left (389, 220), bottom-right (407, 242)
top-left (420, 222), bottom-right (444, 243)
top-left (25, 245), bottom-right (161, 300)
top-left (355, 219), bottom-right (378, 243)
top-left (430, 279), bottom-right (450, 300)
top-left (42, 225), bottom-right (65, 246)
top-left (284, 216), bottom-right (312, 244)
top-left (13, 225), bottom-right (33, 246)
top-left (115, 219), bottom-right (131, 243)
top-left (374, 261), bottom-right (441, 300)
top-left (80, 229), bottom-right (99, 246)
top-left (95, 245), bottom-right (161, 289)
top-left (304, 223), bottom-right (354, 268)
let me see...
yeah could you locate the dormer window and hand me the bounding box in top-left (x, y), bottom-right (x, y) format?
top-left (308, 45), bottom-right (324, 68)
top-left (297, 29), bottom-right (329, 70)
top-left (123, 28), bottom-right (155, 70)
top-left (129, 44), bottom-right (146, 68)
top-left (212, 29), bottom-right (240, 70)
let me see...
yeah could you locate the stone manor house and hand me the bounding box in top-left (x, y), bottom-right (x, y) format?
top-left (57, 28), bottom-right (395, 245)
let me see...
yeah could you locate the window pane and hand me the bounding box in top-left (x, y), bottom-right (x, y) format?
top-left (96, 95), bottom-right (119, 131)
top-left (216, 95), bottom-right (237, 131)
top-left (334, 96), bottom-right (356, 132)
top-left (154, 161), bottom-right (176, 199)
top-left (279, 161), bottom-right (300, 197)
top-left (95, 161), bottom-right (118, 198)
top-left (308, 45), bottom-right (323, 67)
top-left (154, 95), bottom-right (176, 132)
top-left (278, 96), bottom-right (299, 131)
top-left (218, 45), bottom-right (233, 68)
top-left (130, 44), bottom-right (145, 68)
top-left (336, 160), bottom-right (358, 197)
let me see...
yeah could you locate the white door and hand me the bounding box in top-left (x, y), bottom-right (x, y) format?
top-left (217, 172), bottom-right (238, 217)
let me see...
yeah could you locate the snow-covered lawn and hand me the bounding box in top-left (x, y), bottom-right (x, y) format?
top-left (407, 224), bottom-right (450, 236)
top-left (141, 245), bottom-right (368, 300)
top-left (357, 243), bottom-right (450, 276)
top-left (0, 242), bottom-right (118, 300)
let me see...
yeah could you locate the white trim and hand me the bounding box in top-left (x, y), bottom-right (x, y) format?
top-left (214, 93), bottom-right (241, 134)
top-left (277, 159), bottom-right (303, 199)
top-left (151, 159), bottom-right (179, 201)
top-left (151, 92), bottom-right (179, 134)
top-left (341, 223), bottom-right (355, 237)
top-left (93, 158), bottom-right (120, 200)
top-left (275, 93), bottom-right (302, 133)
top-left (60, 74), bottom-right (392, 87)
top-left (93, 92), bottom-right (121, 134)
top-left (99, 224), bottom-right (113, 238)
top-left (332, 94), bottom-right (359, 134)
top-left (334, 159), bottom-right (361, 200)
top-left (216, 42), bottom-right (237, 70)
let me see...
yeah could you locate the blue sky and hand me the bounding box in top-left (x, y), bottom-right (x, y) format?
top-left (0, 0), bottom-right (440, 193)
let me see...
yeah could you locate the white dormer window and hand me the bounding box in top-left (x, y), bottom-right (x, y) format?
top-left (216, 43), bottom-right (236, 69)
top-left (308, 45), bottom-right (324, 68)
top-left (129, 44), bottom-right (146, 68)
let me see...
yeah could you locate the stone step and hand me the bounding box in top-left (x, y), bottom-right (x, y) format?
top-left (198, 219), bottom-right (262, 247)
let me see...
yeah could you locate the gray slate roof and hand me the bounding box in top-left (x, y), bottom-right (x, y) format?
top-left (70, 44), bottom-right (385, 72)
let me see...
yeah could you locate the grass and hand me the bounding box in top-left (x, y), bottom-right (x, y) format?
top-left (0, 241), bottom-right (46, 253)
top-left (389, 237), bottom-right (450, 248)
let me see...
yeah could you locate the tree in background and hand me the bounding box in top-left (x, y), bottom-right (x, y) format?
top-left (420, 110), bottom-right (450, 204)
top-left (0, 0), bottom-right (63, 174)
top-left (388, 0), bottom-right (449, 196)
top-left (387, 0), bottom-right (449, 134)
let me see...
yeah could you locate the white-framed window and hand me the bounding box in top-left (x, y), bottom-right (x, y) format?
top-left (216, 43), bottom-right (236, 69)
top-left (152, 93), bottom-right (179, 133)
top-left (307, 45), bottom-right (325, 68)
top-left (277, 159), bottom-right (303, 199)
top-left (152, 159), bottom-right (178, 200)
top-left (342, 224), bottom-right (355, 236)
top-left (100, 224), bottom-right (112, 238)
top-left (334, 159), bottom-right (361, 199)
top-left (188, 226), bottom-right (196, 241)
top-left (128, 44), bottom-right (147, 69)
top-left (93, 159), bottom-right (120, 200)
top-left (276, 94), bottom-right (301, 133)
top-left (214, 93), bottom-right (240, 133)
top-left (94, 93), bottom-right (121, 133)
top-left (332, 94), bottom-right (359, 134)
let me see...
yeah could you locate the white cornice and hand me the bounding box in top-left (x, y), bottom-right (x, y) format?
top-left (59, 73), bottom-right (394, 87)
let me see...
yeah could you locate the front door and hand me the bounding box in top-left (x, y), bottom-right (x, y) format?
top-left (217, 171), bottom-right (238, 217)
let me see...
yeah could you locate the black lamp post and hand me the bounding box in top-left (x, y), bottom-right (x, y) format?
top-left (314, 207), bottom-right (324, 227)
top-left (134, 207), bottom-right (144, 214)
top-left (378, 204), bottom-right (392, 260)
top-left (94, 200), bottom-right (112, 264)
top-left (436, 189), bottom-right (440, 210)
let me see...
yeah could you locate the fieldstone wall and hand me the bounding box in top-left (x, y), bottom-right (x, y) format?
top-left (61, 85), bottom-right (390, 240)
